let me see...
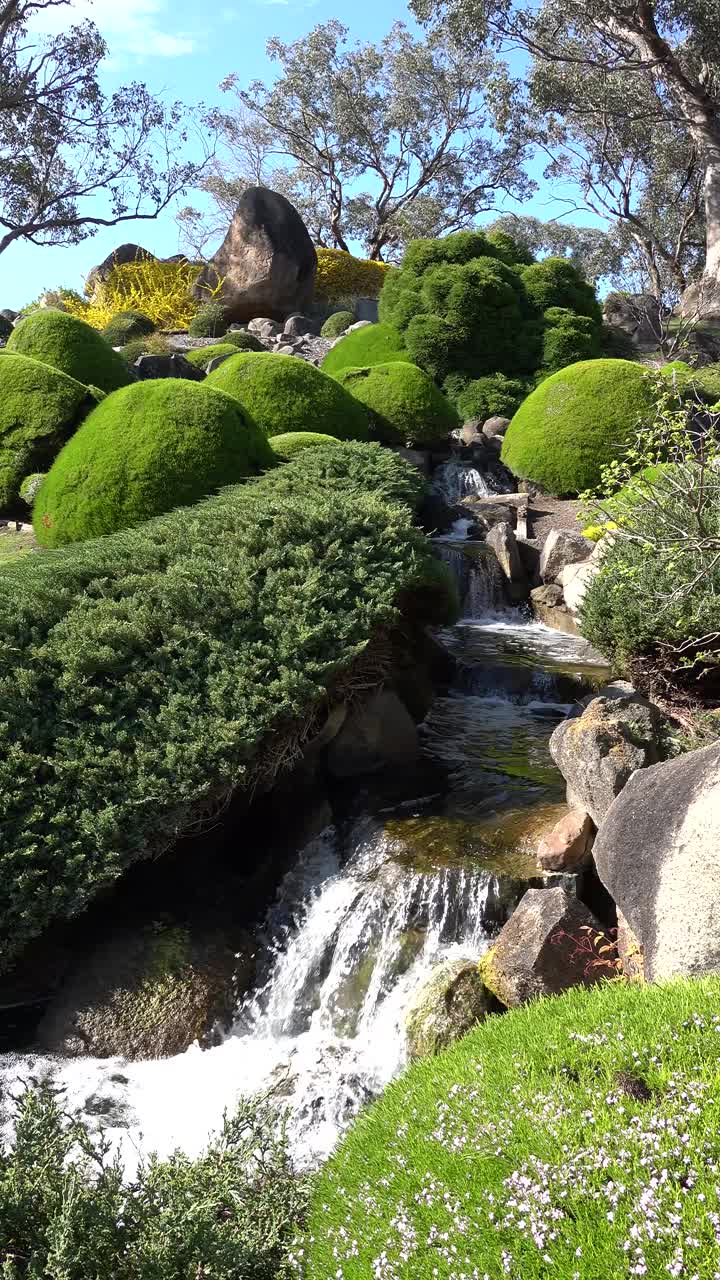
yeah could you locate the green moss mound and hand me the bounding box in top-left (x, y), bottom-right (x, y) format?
top-left (501, 359), bottom-right (656, 495)
top-left (0, 352), bottom-right (95, 508)
top-left (321, 322), bottom-right (409, 377)
top-left (183, 343), bottom-right (239, 369)
top-left (101, 311), bottom-right (155, 346)
top-left (269, 431), bottom-right (339, 460)
top-left (206, 352), bottom-right (371, 440)
top-left (224, 329), bottom-right (265, 351)
top-left (34, 379), bottom-right (274, 546)
top-left (321, 310), bottom-right (355, 338)
top-left (337, 361), bottom-right (459, 446)
top-left (7, 309), bottom-right (134, 393)
top-left (304, 978), bottom-right (720, 1279)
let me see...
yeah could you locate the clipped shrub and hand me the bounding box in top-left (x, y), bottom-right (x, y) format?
top-left (183, 343), bottom-right (240, 369)
top-left (19, 471), bottom-right (46, 506)
top-left (454, 373), bottom-right (530, 422)
top-left (269, 431), bottom-right (339, 460)
top-left (542, 307), bottom-right (602, 371)
top-left (263, 439), bottom-right (429, 510)
top-left (8, 309), bottom-right (133, 393)
top-left (0, 352), bottom-right (96, 508)
top-left (501, 359), bottom-right (657, 495)
top-left (206, 352), bottom-right (371, 440)
top-left (0, 467), bottom-right (453, 963)
top-left (189, 303), bottom-right (227, 339)
top-left (521, 256), bottom-right (602, 323)
top-left (120, 333), bottom-right (171, 365)
top-left (224, 329), bottom-right (266, 351)
top-left (79, 258), bottom-right (223, 331)
top-left (337, 361), bottom-right (459, 446)
top-left (303, 978), bottom-right (720, 1279)
top-left (34, 379), bottom-right (274, 546)
top-left (321, 322), bottom-right (409, 377)
top-left (321, 310), bottom-right (355, 338)
top-left (314, 248), bottom-right (390, 301)
top-left (101, 310), bottom-right (155, 346)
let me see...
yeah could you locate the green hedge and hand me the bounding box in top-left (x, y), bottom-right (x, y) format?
top-left (0, 352), bottom-right (96, 508)
top-left (269, 431), bottom-right (339, 460)
top-left (206, 351), bottom-right (371, 440)
top-left (321, 322), bottom-right (409, 378)
top-left (7, 309), bottom-right (134, 393)
top-left (263, 439), bottom-right (429, 510)
top-left (33, 379), bottom-right (274, 546)
top-left (0, 455), bottom-right (453, 967)
top-left (337, 361), bottom-right (459, 445)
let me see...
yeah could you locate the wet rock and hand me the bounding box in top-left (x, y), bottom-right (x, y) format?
top-left (134, 353), bottom-right (205, 381)
top-left (486, 521), bottom-right (528, 601)
top-left (549, 693), bottom-right (665, 826)
top-left (405, 958), bottom-right (494, 1058)
top-left (537, 809), bottom-right (594, 872)
top-left (592, 742), bottom-right (720, 981)
top-left (479, 886), bottom-right (604, 1007)
top-left (395, 447), bottom-right (431, 474)
top-left (530, 583), bottom-right (578, 634)
top-left (482, 415), bottom-right (510, 439)
top-left (326, 688), bottom-right (419, 778)
top-left (540, 529), bottom-right (593, 584)
top-left (417, 491), bottom-right (455, 534)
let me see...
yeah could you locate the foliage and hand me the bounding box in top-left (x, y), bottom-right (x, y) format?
top-left (321, 322), bottom-right (409, 377)
top-left (301, 977), bottom-right (720, 1279)
top-left (269, 431), bottom-right (339, 460)
top-left (0, 1086), bottom-right (309, 1279)
top-left (320, 310), bottom-right (356, 338)
top-left (0, 353), bottom-right (95, 508)
top-left (119, 333), bottom-right (172, 365)
top-left (7, 310), bottom-right (133, 393)
top-left (73, 259), bottom-right (224, 333)
top-left (542, 307), bottom-right (602, 371)
top-left (486, 214), bottom-right (622, 285)
top-left (34, 379), bottom-right (274, 546)
top-left (454, 372), bottom-right (530, 421)
top-left (18, 472), bottom-right (45, 507)
top-left (189, 303), bottom-right (228, 339)
top-left (0, 455), bottom-right (452, 964)
top-left (521, 257), bottom-right (601, 323)
top-left (183, 343), bottom-right (241, 368)
top-left (315, 251), bottom-right (389, 301)
top-left (501, 359), bottom-right (657, 495)
top-left (206, 352), bottom-right (371, 440)
top-left (337, 361), bottom-right (459, 445)
top-left (225, 329), bottom-right (266, 351)
top-left (262, 439), bottom-right (429, 510)
top-left (101, 311), bottom-right (155, 346)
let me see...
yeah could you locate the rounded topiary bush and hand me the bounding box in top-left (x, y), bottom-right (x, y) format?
top-left (521, 257), bottom-right (602, 322)
top-left (321, 322), bottom-right (409, 378)
top-left (119, 334), bottom-right (171, 365)
top-left (337, 361), bottom-right (459, 446)
top-left (0, 352), bottom-right (95, 508)
top-left (101, 311), bottom-right (155, 346)
top-left (542, 308), bottom-right (602, 372)
top-left (303, 978), bottom-right (720, 1280)
top-left (454, 373), bottom-right (530, 422)
top-left (206, 352), bottom-right (371, 440)
top-left (321, 310), bottom-right (355, 338)
top-left (188, 303), bottom-right (227, 339)
top-left (183, 343), bottom-right (240, 369)
top-left (33, 379), bottom-right (274, 546)
top-left (269, 431), bottom-right (340, 460)
top-left (501, 359), bottom-right (656, 495)
top-left (224, 329), bottom-right (265, 352)
top-left (7, 309), bottom-right (134, 393)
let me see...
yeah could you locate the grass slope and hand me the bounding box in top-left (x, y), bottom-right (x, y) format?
top-left (8, 309), bottom-right (133, 393)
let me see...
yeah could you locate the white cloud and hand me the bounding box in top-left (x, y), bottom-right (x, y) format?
top-left (33, 0), bottom-right (196, 59)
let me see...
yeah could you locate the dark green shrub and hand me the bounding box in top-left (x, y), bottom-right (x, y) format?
top-left (336, 361), bottom-right (459, 446)
top-left (188, 303), bottom-right (227, 338)
top-left (455, 373), bottom-right (531, 422)
top-left (7, 309), bottom-right (134, 393)
top-left (19, 471), bottom-right (46, 506)
top-left (101, 310), bottom-right (155, 346)
top-left (302, 978), bottom-right (720, 1279)
top-left (262, 439), bottom-right (429, 510)
top-left (321, 310), bottom-right (355, 338)
top-left (34, 379), bottom-right (274, 546)
top-left (542, 308), bottom-right (602, 371)
top-left (0, 352), bottom-right (96, 508)
top-left (224, 329), bottom-right (266, 351)
top-left (183, 343), bottom-right (240, 369)
top-left (521, 256), bottom-right (602, 323)
top-left (600, 323), bottom-right (639, 360)
top-left (269, 431), bottom-right (339, 460)
top-left (0, 1087), bottom-right (309, 1279)
top-left (119, 333), bottom-right (171, 365)
top-left (206, 351), bottom-right (371, 440)
top-left (0, 470), bottom-right (453, 963)
top-left (321, 322), bottom-right (409, 377)
top-left (501, 359), bottom-right (657, 495)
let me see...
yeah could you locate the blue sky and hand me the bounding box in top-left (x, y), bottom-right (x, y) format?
top-left (1, 0), bottom-right (599, 308)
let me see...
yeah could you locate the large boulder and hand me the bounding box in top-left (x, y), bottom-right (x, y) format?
top-left (603, 291), bottom-right (661, 344)
top-left (193, 188), bottom-right (317, 325)
top-left (405, 958), bottom-right (494, 1059)
top-left (540, 528), bottom-right (593, 583)
top-left (530, 583), bottom-right (578, 635)
top-left (549, 692), bottom-right (665, 826)
top-left (536, 808), bottom-right (594, 872)
top-left (479, 886), bottom-right (604, 1007)
top-left (326, 688), bottom-right (419, 778)
top-left (592, 743), bottom-right (720, 981)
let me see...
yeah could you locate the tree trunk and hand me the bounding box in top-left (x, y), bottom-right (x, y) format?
top-left (703, 147), bottom-right (720, 284)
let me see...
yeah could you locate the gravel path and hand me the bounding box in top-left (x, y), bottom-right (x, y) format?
top-left (527, 497), bottom-right (584, 544)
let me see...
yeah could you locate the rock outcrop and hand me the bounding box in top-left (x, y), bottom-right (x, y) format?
top-left (405, 958), bottom-right (494, 1058)
top-left (479, 886), bottom-right (603, 1007)
top-left (86, 243), bottom-right (156, 294)
top-left (592, 742), bottom-right (720, 981)
top-left (539, 529), bottom-right (593, 583)
top-left (536, 809), bottom-right (594, 872)
top-left (326, 688), bottom-right (419, 778)
top-left (194, 188), bottom-right (317, 325)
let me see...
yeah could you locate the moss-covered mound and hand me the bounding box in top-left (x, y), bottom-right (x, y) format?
top-left (183, 343), bottom-right (239, 369)
top-left (224, 329), bottom-right (265, 351)
top-left (101, 311), bottom-right (155, 346)
top-left (337, 361), bottom-right (459, 446)
top-left (206, 352), bottom-right (371, 440)
top-left (7, 309), bottom-right (134, 393)
top-left (0, 352), bottom-right (95, 508)
top-left (321, 310), bottom-right (355, 338)
top-left (269, 431), bottom-right (340, 460)
top-left (501, 359), bottom-right (656, 495)
top-left (321, 322), bottom-right (409, 377)
top-left (34, 379), bottom-right (274, 546)
top-left (304, 978), bottom-right (720, 1279)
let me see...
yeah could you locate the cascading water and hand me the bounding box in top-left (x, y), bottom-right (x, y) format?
top-left (431, 456), bottom-right (505, 505)
top-left (434, 539), bottom-right (507, 618)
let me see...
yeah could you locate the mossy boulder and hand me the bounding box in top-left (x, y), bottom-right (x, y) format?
top-left (206, 351), bottom-right (371, 440)
top-left (7, 309), bottom-right (134, 393)
top-left (337, 361), bottom-right (458, 446)
top-left (34, 379), bottom-right (274, 546)
top-left (101, 311), bottom-right (155, 346)
top-left (321, 310), bottom-right (355, 338)
top-left (501, 358), bottom-right (656, 495)
top-left (183, 343), bottom-right (240, 369)
top-left (224, 329), bottom-right (266, 352)
top-left (405, 958), bottom-right (495, 1059)
top-left (269, 431), bottom-right (340, 460)
top-left (321, 322), bottom-right (409, 377)
top-left (0, 352), bottom-right (96, 508)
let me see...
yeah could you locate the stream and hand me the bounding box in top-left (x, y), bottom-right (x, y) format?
top-left (0, 463), bottom-right (609, 1172)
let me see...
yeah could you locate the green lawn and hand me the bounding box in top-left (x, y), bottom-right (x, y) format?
top-left (0, 526), bottom-right (36, 566)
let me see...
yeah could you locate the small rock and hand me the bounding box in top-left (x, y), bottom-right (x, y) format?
top-left (460, 419), bottom-right (484, 445)
top-left (530, 583), bottom-right (578, 634)
top-left (540, 529), bottom-right (593, 583)
top-left (134, 353), bottom-right (205, 381)
top-left (405, 958), bottom-right (494, 1059)
top-left (248, 317), bottom-right (282, 338)
top-left (537, 809), bottom-right (594, 872)
top-left (275, 343), bottom-right (296, 356)
top-left (482, 415), bottom-right (510, 438)
top-left (283, 313), bottom-right (316, 339)
top-left (346, 320), bottom-right (372, 332)
top-left (394, 447), bottom-right (430, 474)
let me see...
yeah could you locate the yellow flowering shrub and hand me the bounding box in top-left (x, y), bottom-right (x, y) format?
top-left (315, 249), bottom-right (391, 301)
top-left (64, 261), bottom-right (225, 332)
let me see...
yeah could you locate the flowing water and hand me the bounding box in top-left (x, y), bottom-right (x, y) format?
top-left (0, 465), bottom-right (609, 1171)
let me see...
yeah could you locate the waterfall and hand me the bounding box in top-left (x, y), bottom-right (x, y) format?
top-left (435, 540), bottom-right (507, 619)
top-left (431, 457), bottom-right (507, 506)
